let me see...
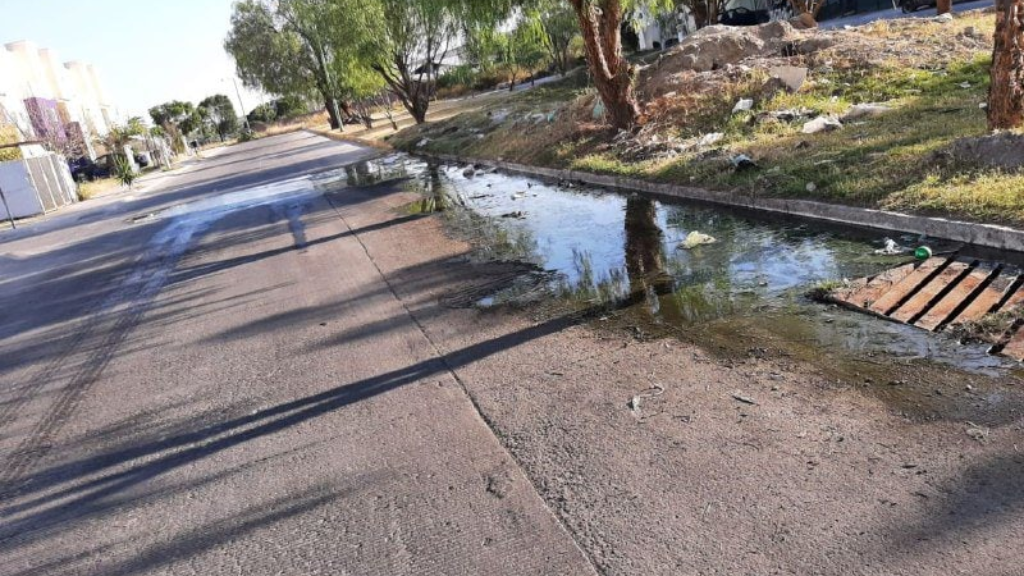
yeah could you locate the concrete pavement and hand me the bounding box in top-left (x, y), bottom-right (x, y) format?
top-left (0, 132), bottom-right (596, 575)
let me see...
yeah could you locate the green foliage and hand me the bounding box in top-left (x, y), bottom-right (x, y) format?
top-left (525, 0), bottom-right (580, 75)
top-left (438, 64), bottom-right (478, 90)
top-left (101, 118), bottom-right (147, 153)
top-left (224, 1), bottom-right (317, 100)
top-left (149, 100), bottom-right (202, 137)
top-left (198, 94), bottom-right (240, 140)
top-left (112, 155), bottom-right (137, 189)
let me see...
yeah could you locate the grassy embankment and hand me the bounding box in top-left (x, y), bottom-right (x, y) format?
top-left (388, 12), bottom-right (1024, 227)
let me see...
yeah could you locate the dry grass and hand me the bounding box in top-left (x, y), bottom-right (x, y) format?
top-left (392, 11), bottom-right (1024, 226)
top-left (77, 178), bottom-right (122, 200)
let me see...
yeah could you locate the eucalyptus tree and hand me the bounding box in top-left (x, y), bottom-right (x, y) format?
top-left (566, 0), bottom-right (673, 129)
top-left (356, 0), bottom-right (463, 124)
top-left (989, 0), bottom-right (1024, 129)
top-left (225, 0), bottom-right (370, 130)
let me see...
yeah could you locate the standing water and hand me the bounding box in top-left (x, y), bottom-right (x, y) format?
top-left (321, 154), bottom-right (1015, 376)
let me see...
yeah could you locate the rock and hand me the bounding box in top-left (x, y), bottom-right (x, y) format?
top-left (841, 103), bottom-right (892, 121)
top-left (950, 133), bottom-right (1024, 172)
top-left (769, 65), bottom-right (808, 92)
top-left (733, 98), bottom-right (754, 113)
top-left (463, 167), bottom-right (476, 177)
top-left (680, 231), bottom-right (717, 249)
top-left (802, 116), bottom-right (843, 134)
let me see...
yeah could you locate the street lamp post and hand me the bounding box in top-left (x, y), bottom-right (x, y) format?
top-left (224, 77), bottom-right (252, 134)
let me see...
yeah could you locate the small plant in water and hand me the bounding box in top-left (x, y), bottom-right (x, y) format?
top-left (806, 279), bottom-right (846, 303)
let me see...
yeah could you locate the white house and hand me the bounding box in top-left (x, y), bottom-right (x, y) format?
top-left (0, 39), bottom-right (120, 158)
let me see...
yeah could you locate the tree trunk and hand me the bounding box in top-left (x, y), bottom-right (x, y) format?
top-left (788, 0), bottom-right (820, 27)
top-left (409, 90), bottom-right (429, 124)
top-left (936, 0), bottom-right (953, 14)
top-left (989, 0), bottom-right (1024, 130)
top-left (324, 97), bottom-right (342, 131)
top-left (569, 0), bottom-right (641, 130)
top-left (623, 196), bottom-right (672, 309)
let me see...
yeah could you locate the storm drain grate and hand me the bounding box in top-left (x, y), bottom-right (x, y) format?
top-left (828, 256), bottom-right (1024, 362)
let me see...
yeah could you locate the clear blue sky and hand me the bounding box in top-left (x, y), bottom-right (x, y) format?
top-left (0, 0), bottom-right (265, 121)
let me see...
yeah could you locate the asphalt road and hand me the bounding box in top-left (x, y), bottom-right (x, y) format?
top-left (0, 132), bottom-right (596, 575)
top-left (821, 0), bottom-right (993, 28)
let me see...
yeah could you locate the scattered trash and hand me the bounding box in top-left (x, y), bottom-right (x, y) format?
top-left (629, 383), bottom-right (666, 415)
top-left (698, 132), bottom-right (724, 147)
top-left (416, 138), bottom-right (431, 148)
top-left (511, 192), bottom-right (527, 200)
top-left (841, 103), bottom-right (892, 122)
top-left (914, 246), bottom-right (933, 260)
top-left (802, 116), bottom-right (843, 134)
top-left (805, 182), bottom-right (818, 193)
top-left (731, 154), bottom-right (758, 171)
top-left (960, 82), bottom-right (972, 89)
top-left (874, 238), bottom-right (908, 255)
top-left (935, 12), bottom-right (954, 23)
top-left (592, 100), bottom-right (606, 120)
top-left (768, 65), bottom-right (809, 92)
top-left (732, 98), bottom-right (754, 114)
top-left (680, 231), bottom-right (717, 249)
top-left (732, 393), bottom-right (757, 405)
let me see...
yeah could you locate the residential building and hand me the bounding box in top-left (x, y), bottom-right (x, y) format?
top-left (0, 39), bottom-right (120, 159)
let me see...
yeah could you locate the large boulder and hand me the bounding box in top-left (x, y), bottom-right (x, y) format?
top-left (950, 133), bottom-right (1024, 172)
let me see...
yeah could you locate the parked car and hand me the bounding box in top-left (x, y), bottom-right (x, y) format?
top-left (897, 0), bottom-right (936, 12)
top-left (69, 155), bottom-right (113, 182)
top-left (718, 6), bottom-right (772, 26)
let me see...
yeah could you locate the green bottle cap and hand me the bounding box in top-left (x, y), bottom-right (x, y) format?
top-left (914, 246), bottom-right (932, 260)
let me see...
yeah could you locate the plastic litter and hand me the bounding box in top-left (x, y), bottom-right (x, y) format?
top-left (874, 238), bottom-right (907, 255)
top-left (732, 99), bottom-right (754, 114)
top-left (680, 231), bottom-right (717, 249)
top-left (915, 246), bottom-right (933, 260)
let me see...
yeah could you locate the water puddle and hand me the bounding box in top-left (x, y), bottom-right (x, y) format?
top-left (369, 154), bottom-right (1021, 380)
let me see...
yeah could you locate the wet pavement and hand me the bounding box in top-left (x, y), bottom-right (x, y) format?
top-left (0, 133), bottom-right (597, 576)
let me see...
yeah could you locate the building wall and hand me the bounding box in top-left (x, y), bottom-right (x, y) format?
top-left (1, 40), bottom-right (118, 160)
top-left (0, 50), bottom-right (33, 144)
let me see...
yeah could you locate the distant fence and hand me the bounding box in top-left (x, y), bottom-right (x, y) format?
top-left (0, 152), bottom-right (78, 220)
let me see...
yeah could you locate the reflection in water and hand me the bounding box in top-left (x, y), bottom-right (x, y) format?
top-left (419, 165), bottom-right (449, 213)
top-left (337, 154), bottom-right (1012, 374)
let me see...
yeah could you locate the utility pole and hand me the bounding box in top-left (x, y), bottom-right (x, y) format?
top-left (228, 76), bottom-right (252, 133)
top-left (0, 185), bottom-right (16, 230)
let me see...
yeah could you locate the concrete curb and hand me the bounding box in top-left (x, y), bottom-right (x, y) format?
top-left (422, 152), bottom-right (1024, 253)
